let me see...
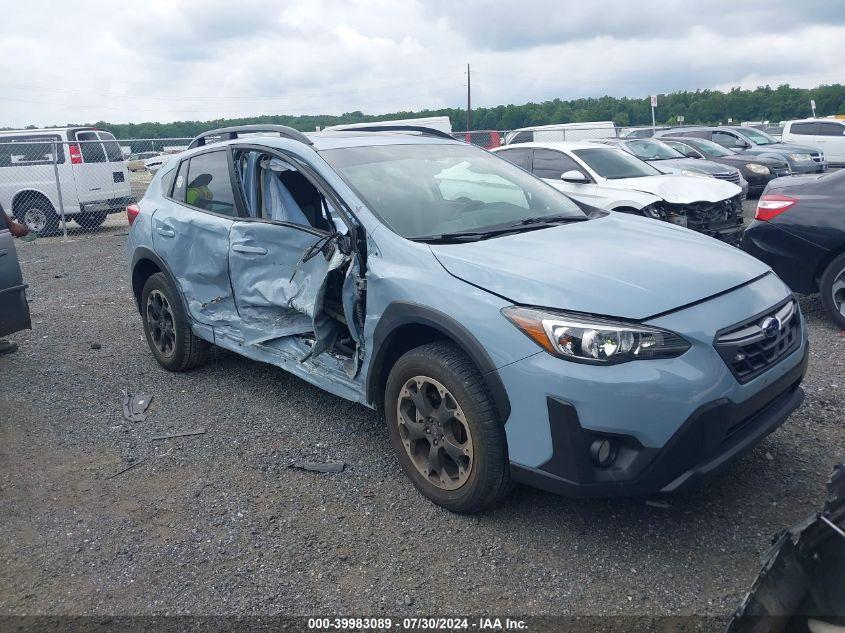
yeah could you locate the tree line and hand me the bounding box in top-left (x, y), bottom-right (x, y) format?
top-left (19, 83), bottom-right (845, 139)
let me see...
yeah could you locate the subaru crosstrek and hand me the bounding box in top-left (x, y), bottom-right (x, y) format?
top-left (125, 124), bottom-right (808, 513)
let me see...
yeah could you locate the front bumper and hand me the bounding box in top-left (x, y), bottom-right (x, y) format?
top-left (789, 160), bottom-right (826, 174)
top-left (499, 272), bottom-right (808, 498)
top-left (511, 346), bottom-right (807, 497)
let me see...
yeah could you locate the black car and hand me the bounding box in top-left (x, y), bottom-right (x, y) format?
top-left (660, 136), bottom-right (791, 196)
top-left (742, 169), bottom-right (845, 329)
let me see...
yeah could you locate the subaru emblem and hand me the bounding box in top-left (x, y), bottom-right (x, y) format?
top-left (761, 316), bottom-right (781, 339)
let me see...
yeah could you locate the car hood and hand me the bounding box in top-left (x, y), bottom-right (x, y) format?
top-left (723, 153), bottom-right (785, 167)
top-left (430, 213), bottom-right (769, 320)
top-left (601, 175), bottom-right (741, 203)
top-left (649, 157), bottom-right (732, 175)
top-left (754, 142), bottom-right (820, 154)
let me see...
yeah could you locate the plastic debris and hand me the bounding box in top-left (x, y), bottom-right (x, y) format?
top-left (122, 390), bottom-right (152, 422)
top-left (107, 459), bottom-right (146, 479)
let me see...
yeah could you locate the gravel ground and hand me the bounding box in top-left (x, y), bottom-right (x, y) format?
top-left (0, 199), bottom-right (843, 620)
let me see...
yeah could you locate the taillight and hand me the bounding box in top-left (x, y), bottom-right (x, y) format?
top-left (126, 203), bottom-right (140, 225)
top-left (755, 194), bottom-right (797, 221)
top-left (69, 144), bottom-right (83, 164)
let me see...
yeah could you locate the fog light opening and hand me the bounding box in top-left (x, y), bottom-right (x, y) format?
top-left (589, 439), bottom-right (617, 468)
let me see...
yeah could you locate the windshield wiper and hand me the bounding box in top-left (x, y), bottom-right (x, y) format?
top-left (412, 215), bottom-right (587, 243)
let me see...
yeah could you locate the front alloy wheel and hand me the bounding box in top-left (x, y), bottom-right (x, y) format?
top-left (396, 376), bottom-right (473, 491)
top-left (385, 342), bottom-right (511, 513)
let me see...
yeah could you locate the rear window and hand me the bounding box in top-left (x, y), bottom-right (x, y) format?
top-left (819, 122), bottom-right (845, 136)
top-left (0, 135), bottom-right (65, 167)
top-left (76, 131), bottom-right (106, 163)
top-left (789, 122), bottom-right (818, 135)
top-left (99, 131), bottom-right (124, 162)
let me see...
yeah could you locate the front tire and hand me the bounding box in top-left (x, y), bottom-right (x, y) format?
top-left (820, 253), bottom-right (845, 330)
top-left (385, 342), bottom-right (511, 513)
top-left (140, 273), bottom-right (210, 371)
top-left (17, 201), bottom-right (60, 236)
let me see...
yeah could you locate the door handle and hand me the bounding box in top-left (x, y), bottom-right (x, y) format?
top-left (232, 244), bottom-right (268, 255)
top-left (0, 249), bottom-right (7, 257)
top-left (156, 227), bottom-right (176, 238)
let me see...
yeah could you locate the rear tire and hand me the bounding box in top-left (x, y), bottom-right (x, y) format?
top-left (140, 272), bottom-right (210, 371)
top-left (385, 342), bottom-right (511, 513)
top-left (75, 212), bottom-right (108, 230)
top-left (820, 253), bottom-right (845, 330)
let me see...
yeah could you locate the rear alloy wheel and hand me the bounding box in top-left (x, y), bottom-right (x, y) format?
top-left (140, 272), bottom-right (210, 371)
top-left (820, 253), bottom-right (845, 330)
top-left (385, 342), bottom-right (511, 513)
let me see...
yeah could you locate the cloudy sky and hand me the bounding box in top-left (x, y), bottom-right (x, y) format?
top-left (1, 0), bottom-right (843, 127)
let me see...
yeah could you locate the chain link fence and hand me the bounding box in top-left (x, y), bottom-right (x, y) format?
top-left (0, 134), bottom-right (190, 238)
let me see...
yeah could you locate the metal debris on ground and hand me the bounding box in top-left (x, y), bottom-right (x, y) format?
top-left (289, 461), bottom-right (346, 473)
top-left (645, 499), bottom-right (672, 509)
top-left (150, 428), bottom-right (206, 441)
top-left (122, 390), bottom-right (152, 422)
top-left (106, 459), bottom-right (146, 479)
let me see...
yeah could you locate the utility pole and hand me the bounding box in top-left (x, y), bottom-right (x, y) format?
top-left (466, 63), bottom-right (472, 132)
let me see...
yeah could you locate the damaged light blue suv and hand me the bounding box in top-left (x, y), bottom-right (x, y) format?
top-left (126, 124), bottom-right (808, 513)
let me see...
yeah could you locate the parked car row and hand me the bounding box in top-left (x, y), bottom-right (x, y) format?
top-left (493, 141), bottom-right (745, 243)
top-left (120, 124), bottom-right (809, 513)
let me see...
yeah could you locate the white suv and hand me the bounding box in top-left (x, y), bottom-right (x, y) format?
top-left (0, 127), bottom-right (133, 234)
top-left (782, 119), bottom-right (845, 166)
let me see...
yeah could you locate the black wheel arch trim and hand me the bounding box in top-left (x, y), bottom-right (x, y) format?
top-left (131, 246), bottom-right (188, 316)
top-left (367, 301), bottom-right (511, 422)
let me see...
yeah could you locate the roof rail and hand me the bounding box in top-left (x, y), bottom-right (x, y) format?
top-left (188, 124), bottom-right (313, 149)
top-left (327, 125), bottom-right (455, 140)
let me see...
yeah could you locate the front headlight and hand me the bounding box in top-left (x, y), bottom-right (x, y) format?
top-left (746, 163), bottom-right (770, 175)
top-left (501, 307), bottom-right (691, 364)
top-left (789, 153), bottom-right (812, 162)
top-left (680, 169), bottom-right (712, 178)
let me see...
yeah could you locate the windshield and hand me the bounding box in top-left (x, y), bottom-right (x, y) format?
top-left (321, 144), bottom-right (585, 239)
top-left (624, 139), bottom-right (685, 160)
top-left (735, 127), bottom-right (777, 145)
top-left (573, 147), bottom-right (661, 179)
top-left (680, 138), bottom-right (734, 157)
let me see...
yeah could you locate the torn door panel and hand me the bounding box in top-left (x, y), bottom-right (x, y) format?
top-left (229, 221), bottom-right (341, 346)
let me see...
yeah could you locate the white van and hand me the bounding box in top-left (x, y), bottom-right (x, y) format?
top-left (323, 116), bottom-right (453, 134)
top-left (782, 118), bottom-right (845, 165)
top-left (504, 121), bottom-right (617, 145)
top-left (0, 127), bottom-right (132, 234)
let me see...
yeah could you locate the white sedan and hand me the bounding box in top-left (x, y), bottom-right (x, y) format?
top-left (493, 141), bottom-right (745, 244)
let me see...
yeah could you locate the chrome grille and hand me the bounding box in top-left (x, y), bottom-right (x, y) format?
top-left (713, 171), bottom-right (741, 184)
top-left (811, 153), bottom-right (824, 164)
top-left (715, 300), bottom-right (801, 384)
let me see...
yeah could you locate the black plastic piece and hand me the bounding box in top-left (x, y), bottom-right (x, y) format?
top-left (368, 301), bottom-right (511, 422)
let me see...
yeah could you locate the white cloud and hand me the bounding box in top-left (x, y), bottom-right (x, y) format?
top-left (0, 0), bottom-right (842, 127)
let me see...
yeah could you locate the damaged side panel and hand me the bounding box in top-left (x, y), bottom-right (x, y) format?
top-left (150, 205), bottom-right (240, 328)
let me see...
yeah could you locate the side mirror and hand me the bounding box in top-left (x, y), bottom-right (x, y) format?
top-left (560, 170), bottom-right (589, 183)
